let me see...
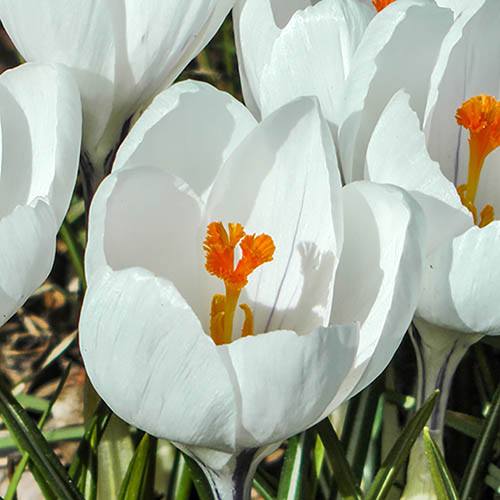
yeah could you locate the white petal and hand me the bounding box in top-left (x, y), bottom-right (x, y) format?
top-left (331, 181), bottom-right (425, 398)
top-left (116, 0), bottom-right (233, 117)
top-left (79, 266), bottom-right (237, 450)
top-left (205, 97), bottom-right (343, 334)
top-left (0, 200), bottom-right (57, 326)
top-left (258, 0), bottom-right (373, 123)
top-left (417, 222), bottom-right (500, 336)
top-left (234, 0), bottom-right (282, 117)
top-left (223, 324), bottom-right (359, 447)
top-left (423, 0), bottom-right (500, 186)
top-left (366, 90), bottom-right (472, 254)
top-left (85, 166), bottom-right (204, 318)
top-left (338, 0), bottom-right (453, 182)
top-left (434, 0), bottom-right (470, 15)
top-left (113, 80), bottom-right (256, 200)
top-left (0, 0), bottom-right (116, 151)
top-left (0, 63), bottom-right (81, 225)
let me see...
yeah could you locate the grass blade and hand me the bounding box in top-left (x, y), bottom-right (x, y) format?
top-left (183, 452), bottom-right (213, 500)
top-left (118, 433), bottom-right (157, 500)
top-left (365, 390), bottom-right (438, 500)
top-left (69, 401), bottom-right (112, 498)
top-left (314, 418), bottom-right (362, 500)
top-left (167, 451), bottom-right (193, 500)
top-left (0, 377), bottom-right (82, 499)
top-left (5, 364), bottom-right (73, 500)
top-left (422, 427), bottom-right (459, 499)
top-left (277, 430), bottom-right (315, 500)
top-left (460, 383), bottom-right (500, 499)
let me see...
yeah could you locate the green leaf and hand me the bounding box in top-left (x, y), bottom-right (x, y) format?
top-left (0, 377), bottom-right (82, 499)
top-left (0, 425), bottom-right (84, 452)
top-left (183, 452), bottom-right (214, 500)
top-left (69, 401), bottom-right (112, 499)
top-left (422, 427), bottom-right (459, 500)
top-left (277, 430), bottom-right (315, 500)
top-left (314, 418), bottom-right (362, 500)
top-left (5, 364), bottom-right (73, 500)
top-left (97, 416), bottom-right (134, 500)
top-left (460, 383), bottom-right (500, 499)
top-left (118, 433), bottom-right (157, 500)
top-left (365, 390), bottom-right (438, 500)
top-left (167, 451), bottom-right (193, 500)
top-left (59, 219), bottom-right (86, 289)
top-left (341, 381), bottom-right (382, 483)
top-left (254, 468), bottom-right (277, 500)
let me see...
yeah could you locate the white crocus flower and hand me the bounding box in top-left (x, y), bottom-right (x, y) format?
top-left (79, 81), bottom-right (424, 499)
top-left (363, 1), bottom-right (500, 496)
top-left (0, 0), bottom-right (233, 187)
top-left (234, 0), bottom-right (454, 134)
top-left (0, 63), bottom-right (81, 326)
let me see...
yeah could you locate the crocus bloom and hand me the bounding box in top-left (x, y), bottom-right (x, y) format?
top-left (363, 1), bottom-right (500, 495)
top-left (233, 0), bottom-right (453, 133)
top-left (0, 63), bottom-right (81, 325)
top-left (0, 0), bottom-right (234, 184)
top-left (79, 81), bottom-right (424, 498)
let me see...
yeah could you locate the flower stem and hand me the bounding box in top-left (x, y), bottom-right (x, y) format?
top-left (402, 319), bottom-right (482, 499)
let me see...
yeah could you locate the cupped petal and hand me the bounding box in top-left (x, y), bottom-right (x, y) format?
top-left (0, 63), bottom-right (81, 225)
top-left (113, 80), bottom-right (256, 200)
top-left (205, 97), bottom-right (343, 335)
top-left (0, 200), bottom-right (57, 326)
top-left (366, 91), bottom-right (472, 254)
top-left (233, 0), bottom-right (283, 117)
top-left (79, 266), bottom-right (237, 450)
top-left (85, 166), bottom-right (205, 317)
top-left (423, 0), bottom-right (500, 186)
top-left (258, 0), bottom-right (373, 123)
top-left (110, 0), bottom-right (234, 135)
top-left (0, 0), bottom-right (116, 151)
top-left (330, 181), bottom-right (425, 399)
top-left (338, 0), bottom-right (453, 182)
top-left (417, 221), bottom-right (500, 336)
top-left (223, 323), bottom-right (359, 448)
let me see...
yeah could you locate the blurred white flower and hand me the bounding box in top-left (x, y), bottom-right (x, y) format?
top-left (0, 63), bottom-right (81, 326)
top-left (79, 81), bottom-right (424, 497)
top-left (0, 0), bottom-right (234, 181)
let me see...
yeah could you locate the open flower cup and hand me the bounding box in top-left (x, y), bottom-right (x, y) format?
top-left (0, 63), bottom-right (81, 326)
top-left (79, 81), bottom-right (424, 498)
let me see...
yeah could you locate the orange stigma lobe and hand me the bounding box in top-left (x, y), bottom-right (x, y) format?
top-left (372, 0), bottom-right (396, 12)
top-left (456, 95), bottom-right (500, 226)
top-left (204, 222), bottom-right (275, 345)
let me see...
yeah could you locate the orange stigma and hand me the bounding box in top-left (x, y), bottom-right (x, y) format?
top-left (372, 0), bottom-right (396, 12)
top-left (456, 95), bottom-right (500, 227)
top-left (204, 222), bottom-right (275, 345)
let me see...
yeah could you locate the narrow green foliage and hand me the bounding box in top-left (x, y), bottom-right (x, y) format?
top-left (5, 364), bottom-right (72, 500)
top-left (365, 390), bottom-right (438, 500)
top-left (60, 219), bottom-right (86, 289)
top-left (422, 427), bottom-right (459, 499)
top-left (167, 452), bottom-right (193, 500)
top-left (118, 433), bottom-right (157, 500)
top-left (341, 381), bottom-right (382, 483)
top-left (277, 430), bottom-right (315, 500)
top-left (254, 468), bottom-right (277, 500)
top-left (182, 452), bottom-right (213, 500)
top-left (69, 401), bottom-right (112, 499)
top-left (315, 418), bottom-right (362, 500)
top-left (460, 383), bottom-right (500, 498)
top-left (0, 376), bottom-right (82, 499)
